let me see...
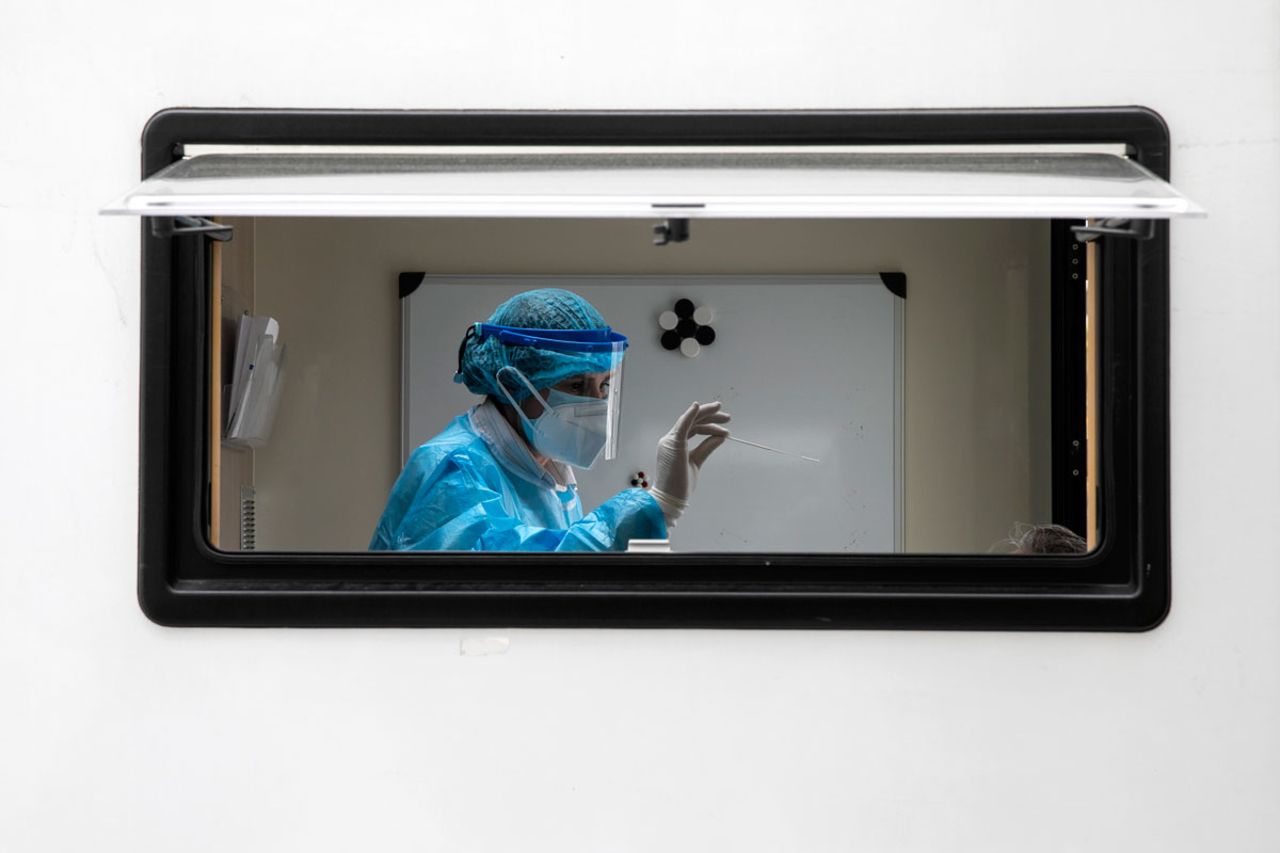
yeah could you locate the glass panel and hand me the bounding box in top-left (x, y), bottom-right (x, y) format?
top-left (105, 150), bottom-right (1203, 219)
top-left (208, 215), bottom-right (1097, 557)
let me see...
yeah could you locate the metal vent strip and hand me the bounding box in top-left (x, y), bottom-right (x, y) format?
top-left (239, 485), bottom-right (257, 551)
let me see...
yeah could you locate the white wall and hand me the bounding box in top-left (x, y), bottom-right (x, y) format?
top-left (2, 2), bottom-right (1277, 851)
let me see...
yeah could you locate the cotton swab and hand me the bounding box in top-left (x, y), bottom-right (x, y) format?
top-left (723, 434), bottom-right (821, 464)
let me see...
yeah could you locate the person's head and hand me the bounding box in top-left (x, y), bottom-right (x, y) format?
top-left (454, 288), bottom-right (625, 466)
top-left (1008, 523), bottom-right (1088, 555)
top-left (455, 288), bottom-right (617, 409)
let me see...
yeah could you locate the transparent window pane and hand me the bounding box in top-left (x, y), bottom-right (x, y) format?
top-left (207, 216), bottom-right (1097, 556)
top-left (105, 151), bottom-right (1204, 219)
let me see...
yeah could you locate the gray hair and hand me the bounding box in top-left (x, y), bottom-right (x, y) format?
top-left (1007, 523), bottom-right (1088, 555)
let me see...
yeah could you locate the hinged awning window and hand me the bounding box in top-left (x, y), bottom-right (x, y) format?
top-left (103, 149), bottom-right (1204, 220)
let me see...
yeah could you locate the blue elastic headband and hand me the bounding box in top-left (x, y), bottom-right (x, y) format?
top-left (474, 323), bottom-right (629, 352)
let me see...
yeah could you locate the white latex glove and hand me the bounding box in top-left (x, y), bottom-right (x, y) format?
top-left (650, 401), bottom-right (731, 526)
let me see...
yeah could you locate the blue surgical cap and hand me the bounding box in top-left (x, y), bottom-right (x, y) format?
top-left (454, 289), bottom-right (618, 401)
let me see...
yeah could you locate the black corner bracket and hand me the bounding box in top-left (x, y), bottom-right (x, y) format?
top-left (879, 271), bottom-right (907, 299)
top-left (399, 271), bottom-right (427, 300)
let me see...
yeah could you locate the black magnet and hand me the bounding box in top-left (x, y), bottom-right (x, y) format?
top-left (676, 318), bottom-right (697, 337)
top-left (674, 298), bottom-right (695, 318)
top-left (694, 325), bottom-right (716, 345)
top-left (660, 330), bottom-right (682, 350)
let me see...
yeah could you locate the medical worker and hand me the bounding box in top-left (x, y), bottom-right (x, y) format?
top-left (369, 288), bottom-right (730, 551)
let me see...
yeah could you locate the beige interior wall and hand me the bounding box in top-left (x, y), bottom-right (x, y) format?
top-left (215, 217), bottom-right (255, 550)
top-left (251, 217), bottom-right (1050, 552)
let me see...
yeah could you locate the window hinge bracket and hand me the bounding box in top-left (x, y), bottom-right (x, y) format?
top-left (1071, 218), bottom-right (1155, 242)
top-left (150, 216), bottom-right (234, 242)
top-left (652, 218), bottom-right (690, 246)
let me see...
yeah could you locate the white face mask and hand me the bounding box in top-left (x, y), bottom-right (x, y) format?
top-left (496, 368), bottom-right (610, 470)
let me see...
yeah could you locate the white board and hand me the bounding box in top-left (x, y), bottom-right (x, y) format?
top-left (403, 275), bottom-right (903, 552)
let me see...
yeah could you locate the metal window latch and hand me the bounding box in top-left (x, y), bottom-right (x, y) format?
top-left (1071, 218), bottom-right (1155, 242)
top-left (150, 216), bottom-right (234, 242)
top-left (652, 218), bottom-right (690, 246)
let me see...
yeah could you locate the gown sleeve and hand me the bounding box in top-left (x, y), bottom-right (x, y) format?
top-left (377, 455), bottom-right (667, 552)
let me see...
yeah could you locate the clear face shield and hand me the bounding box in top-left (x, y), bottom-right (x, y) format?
top-left (479, 325), bottom-right (627, 469)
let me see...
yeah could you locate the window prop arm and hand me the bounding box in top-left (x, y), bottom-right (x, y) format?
top-left (151, 216), bottom-right (233, 242)
top-left (1072, 218), bottom-right (1155, 242)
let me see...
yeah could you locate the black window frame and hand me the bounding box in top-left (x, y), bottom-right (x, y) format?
top-left (137, 106), bottom-right (1172, 629)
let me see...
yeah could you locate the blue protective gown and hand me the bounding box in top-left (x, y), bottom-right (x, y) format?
top-left (370, 405), bottom-right (667, 552)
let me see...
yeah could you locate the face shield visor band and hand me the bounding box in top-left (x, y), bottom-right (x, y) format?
top-left (475, 324), bottom-right (629, 353)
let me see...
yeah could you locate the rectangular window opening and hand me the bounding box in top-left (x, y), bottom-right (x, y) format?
top-left (114, 108), bottom-right (1191, 629)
